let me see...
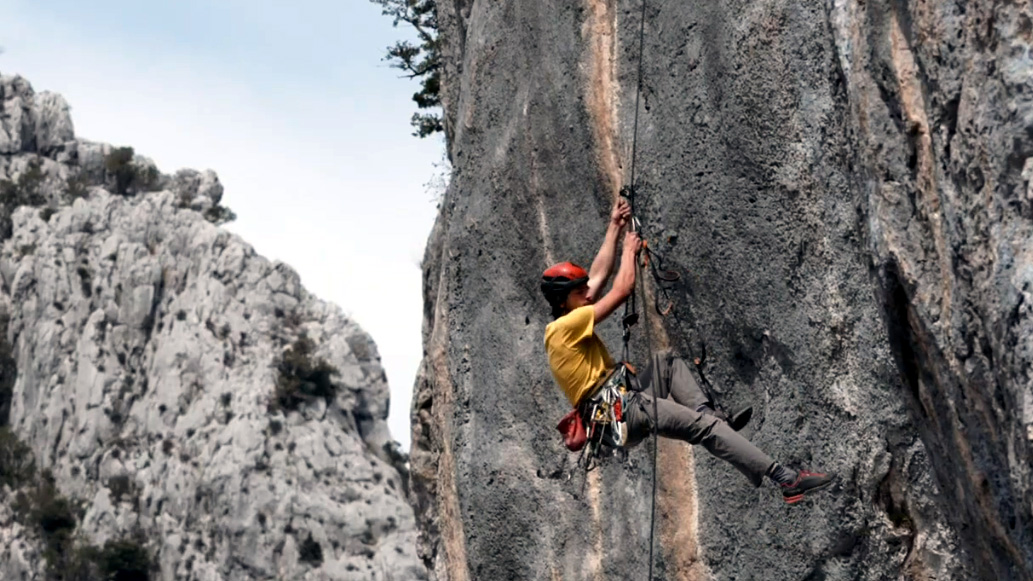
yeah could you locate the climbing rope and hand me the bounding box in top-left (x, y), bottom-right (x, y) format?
top-left (638, 261), bottom-right (660, 581)
top-left (627, 0), bottom-right (648, 201)
top-left (608, 0), bottom-right (727, 577)
top-left (618, 0), bottom-right (661, 578)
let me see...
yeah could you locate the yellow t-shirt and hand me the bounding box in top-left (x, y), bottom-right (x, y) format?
top-left (544, 306), bottom-right (616, 406)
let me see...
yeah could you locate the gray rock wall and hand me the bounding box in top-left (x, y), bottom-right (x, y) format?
top-left (0, 74), bottom-right (426, 581)
top-left (413, 1), bottom-right (1032, 580)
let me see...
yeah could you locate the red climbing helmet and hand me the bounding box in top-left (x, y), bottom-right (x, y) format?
top-left (541, 262), bottom-right (589, 307)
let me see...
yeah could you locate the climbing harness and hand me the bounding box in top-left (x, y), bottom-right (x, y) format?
top-left (574, 362), bottom-right (636, 470)
top-left (556, 363), bottom-right (634, 457)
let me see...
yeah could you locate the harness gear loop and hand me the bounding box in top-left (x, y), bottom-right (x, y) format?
top-left (574, 363), bottom-right (636, 470)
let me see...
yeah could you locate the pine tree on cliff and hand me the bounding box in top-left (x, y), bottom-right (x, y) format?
top-left (371, 0), bottom-right (442, 138)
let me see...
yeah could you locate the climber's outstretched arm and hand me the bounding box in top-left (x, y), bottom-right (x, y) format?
top-left (591, 230), bottom-right (641, 323)
top-left (586, 198), bottom-right (631, 301)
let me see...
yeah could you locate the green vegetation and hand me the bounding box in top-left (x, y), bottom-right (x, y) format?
top-left (12, 470), bottom-right (81, 578)
top-left (0, 427), bottom-right (35, 488)
top-left (107, 474), bottom-right (137, 504)
top-left (2, 428), bottom-right (154, 580)
top-left (56, 535), bottom-right (153, 581)
top-left (103, 147), bottom-right (161, 196)
top-left (65, 174), bottom-right (89, 201)
top-left (203, 204), bottom-right (237, 226)
top-left (105, 145), bottom-right (239, 224)
top-left (0, 158), bottom-right (47, 208)
top-left (1, 312), bottom-right (152, 581)
top-left (95, 538), bottom-right (153, 581)
top-left (0, 315), bottom-right (14, 426)
top-left (268, 334), bottom-right (340, 414)
top-left (298, 532), bottom-right (323, 567)
top-left (0, 157), bottom-right (49, 238)
top-left (104, 147), bottom-right (138, 196)
top-left (371, 0), bottom-right (442, 137)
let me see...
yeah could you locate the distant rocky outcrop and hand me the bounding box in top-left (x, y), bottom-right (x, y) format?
top-left (413, 1), bottom-right (1032, 580)
top-left (0, 73), bottom-right (426, 580)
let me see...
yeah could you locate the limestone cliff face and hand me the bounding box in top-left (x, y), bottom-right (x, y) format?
top-left (412, 1), bottom-right (1033, 580)
top-left (0, 74), bottom-right (426, 580)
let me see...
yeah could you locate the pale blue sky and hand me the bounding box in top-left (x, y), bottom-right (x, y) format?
top-left (0, 0), bottom-right (446, 451)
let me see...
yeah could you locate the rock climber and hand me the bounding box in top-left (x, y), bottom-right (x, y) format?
top-left (541, 198), bottom-right (832, 503)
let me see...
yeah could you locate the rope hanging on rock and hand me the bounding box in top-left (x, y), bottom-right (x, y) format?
top-left (618, 0), bottom-right (661, 578)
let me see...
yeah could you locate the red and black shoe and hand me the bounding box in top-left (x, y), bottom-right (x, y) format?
top-left (781, 471), bottom-right (833, 504)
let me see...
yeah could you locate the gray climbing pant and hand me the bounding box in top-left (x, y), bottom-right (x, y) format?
top-left (623, 351), bottom-right (774, 487)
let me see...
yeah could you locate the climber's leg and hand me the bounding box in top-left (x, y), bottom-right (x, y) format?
top-left (624, 394), bottom-right (771, 487)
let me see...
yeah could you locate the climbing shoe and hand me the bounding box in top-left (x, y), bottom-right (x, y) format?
top-left (781, 471), bottom-right (833, 504)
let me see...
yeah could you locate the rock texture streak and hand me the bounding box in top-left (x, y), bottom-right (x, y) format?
top-left (413, 0), bottom-right (1033, 580)
top-left (0, 74), bottom-right (426, 580)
